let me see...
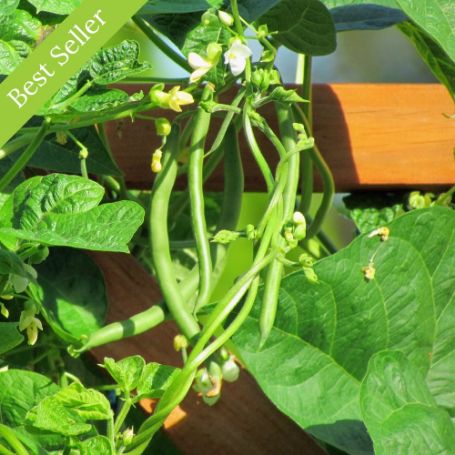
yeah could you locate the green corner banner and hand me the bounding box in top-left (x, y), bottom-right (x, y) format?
top-left (0, 0), bottom-right (147, 148)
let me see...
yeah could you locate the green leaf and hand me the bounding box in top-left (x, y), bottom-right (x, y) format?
top-left (258, 0), bottom-right (337, 55)
top-left (0, 0), bottom-right (20, 15)
top-left (0, 174), bottom-right (144, 252)
top-left (0, 9), bottom-right (42, 44)
top-left (0, 370), bottom-right (59, 427)
top-left (88, 40), bottom-right (151, 85)
top-left (140, 0), bottom-right (221, 14)
top-left (396, 0), bottom-right (455, 63)
top-left (320, 1), bottom-right (406, 31)
top-left (343, 192), bottom-right (406, 234)
top-left (0, 323), bottom-right (24, 355)
top-left (234, 207), bottom-right (455, 453)
top-left (26, 382), bottom-right (112, 436)
top-left (26, 0), bottom-right (82, 15)
top-left (104, 356), bottom-right (145, 393)
top-left (70, 88), bottom-right (130, 113)
top-left (136, 362), bottom-right (179, 400)
top-left (238, 0), bottom-right (281, 21)
top-left (31, 248), bottom-right (107, 342)
top-left (360, 351), bottom-right (455, 454)
top-left (399, 21), bottom-right (455, 98)
top-left (0, 39), bottom-right (21, 75)
top-left (78, 436), bottom-right (111, 455)
top-left (25, 127), bottom-right (123, 176)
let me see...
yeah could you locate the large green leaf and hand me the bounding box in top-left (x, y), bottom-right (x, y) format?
top-left (140, 0), bottom-right (222, 14)
top-left (361, 351), bottom-right (455, 454)
top-left (258, 0), bottom-right (337, 55)
top-left (25, 127), bottom-right (123, 176)
top-left (31, 248), bottom-right (107, 342)
top-left (399, 21), bottom-right (455, 98)
top-left (0, 40), bottom-right (21, 75)
top-left (320, 1), bottom-right (406, 31)
top-left (0, 370), bottom-right (59, 427)
top-left (26, 0), bottom-right (81, 15)
top-left (396, 0), bottom-right (455, 63)
top-left (0, 174), bottom-right (144, 252)
top-left (0, 322), bottom-right (24, 355)
top-left (234, 207), bottom-right (455, 453)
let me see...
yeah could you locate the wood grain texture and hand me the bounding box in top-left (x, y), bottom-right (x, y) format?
top-left (105, 83), bottom-right (454, 191)
top-left (89, 252), bottom-right (326, 455)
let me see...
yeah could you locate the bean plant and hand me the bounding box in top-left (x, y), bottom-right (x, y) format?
top-left (0, 0), bottom-right (454, 454)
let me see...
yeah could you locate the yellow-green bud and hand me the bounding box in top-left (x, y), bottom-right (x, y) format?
top-left (151, 149), bottom-right (163, 173)
top-left (155, 118), bottom-right (172, 137)
top-left (1, 303), bottom-right (9, 319)
top-left (218, 10), bottom-right (234, 27)
top-left (201, 10), bottom-right (219, 26)
top-left (79, 148), bottom-right (89, 160)
top-left (56, 131), bottom-right (68, 145)
top-left (173, 334), bottom-right (189, 351)
top-left (222, 358), bottom-right (240, 383)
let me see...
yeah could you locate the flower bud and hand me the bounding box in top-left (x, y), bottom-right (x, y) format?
top-left (155, 118), bottom-right (172, 137)
top-left (173, 334), bottom-right (189, 352)
top-left (201, 10), bottom-right (219, 26)
top-left (1, 303), bottom-right (9, 319)
top-left (151, 149), bottom-right (163, 174)
top-left (79, 148), bottom-right (89, 160)
top-left (122, 427), bottom-right (134, 445)
top-left (362, 262), bottom-right (376, 281)
top-left (56, 131), bottom-right (68, 145)
top-left (218, 10), bottom-right (234, 27)
top-left (221, 357), bottom-right (240, 383)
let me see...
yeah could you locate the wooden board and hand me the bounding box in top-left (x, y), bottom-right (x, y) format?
top-left (90, 252), bottom-right (326, 455)
top-left (106, 83), bottom-right (455, 191)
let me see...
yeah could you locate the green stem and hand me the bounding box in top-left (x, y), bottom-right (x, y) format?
top-left (0, 119), bottom-right (50, 192)
top-left (243, 107), bottom-right (274, 193)
top-left (295, 105), bottom-right (335, 238)
top-left (132, 16), bottom-right (191, 72)
top-left (190, 87), bottom-right (214, 313)
top-left (297, 55), bottom-right (314, 215)
top-left (0, 444), bottom-right (13, 455)
top-left (0, 134), bottom-right (35, 160)
top-left (150, 127), bottom-right (200, 340)
top-left (51, 80), bottom-right (93, 112)
top-left (259, 104), bottom-right (300, 345)
top-left (230, 0), bottom-right (251, 81)
top-left (114, 397), bottom-right (133, 434)
top-left (0, 425), bottom-right (28, 455)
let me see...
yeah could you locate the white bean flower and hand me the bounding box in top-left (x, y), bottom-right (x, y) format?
top-left (188, 43), bottom-right (222, 83)
top-left (224, 39), bottom-right (252, 76)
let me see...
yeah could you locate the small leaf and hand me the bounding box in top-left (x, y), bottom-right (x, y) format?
top-left (89, 40), bottom-right (151, 85)
top-left (31, 248), bottom-right (107, 342)
top-left (0, 0), bottom-right (19, 15)
top-left (78, 436), bottom-right (111, 455)
top-left (0, 369), bottom-right (59, 426)
top-left (104, 356), bottom-right (145, 393)
top-left (26, 0), bottom-right (82, 15)
top-left (26, 382), bottom-right (112, 436)
top-left (0, 323), bottom-right (24, 355)
top-left (0, 39), bottom-right (21, 75)
top-left (136, 362), bottom-right (179, 400)
top-left (258, 0), bottom-right (337, 55)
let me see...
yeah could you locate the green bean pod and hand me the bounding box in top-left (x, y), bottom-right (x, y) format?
top-left (150, 127), bottom-right (200, 340)
top-left (259, 104), bottom-right (300, 345)
top-left (189, 86), bottom-right (214, 313)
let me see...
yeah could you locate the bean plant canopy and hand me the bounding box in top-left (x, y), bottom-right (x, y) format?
top-left (0, 0), bottom-right (454, 454)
